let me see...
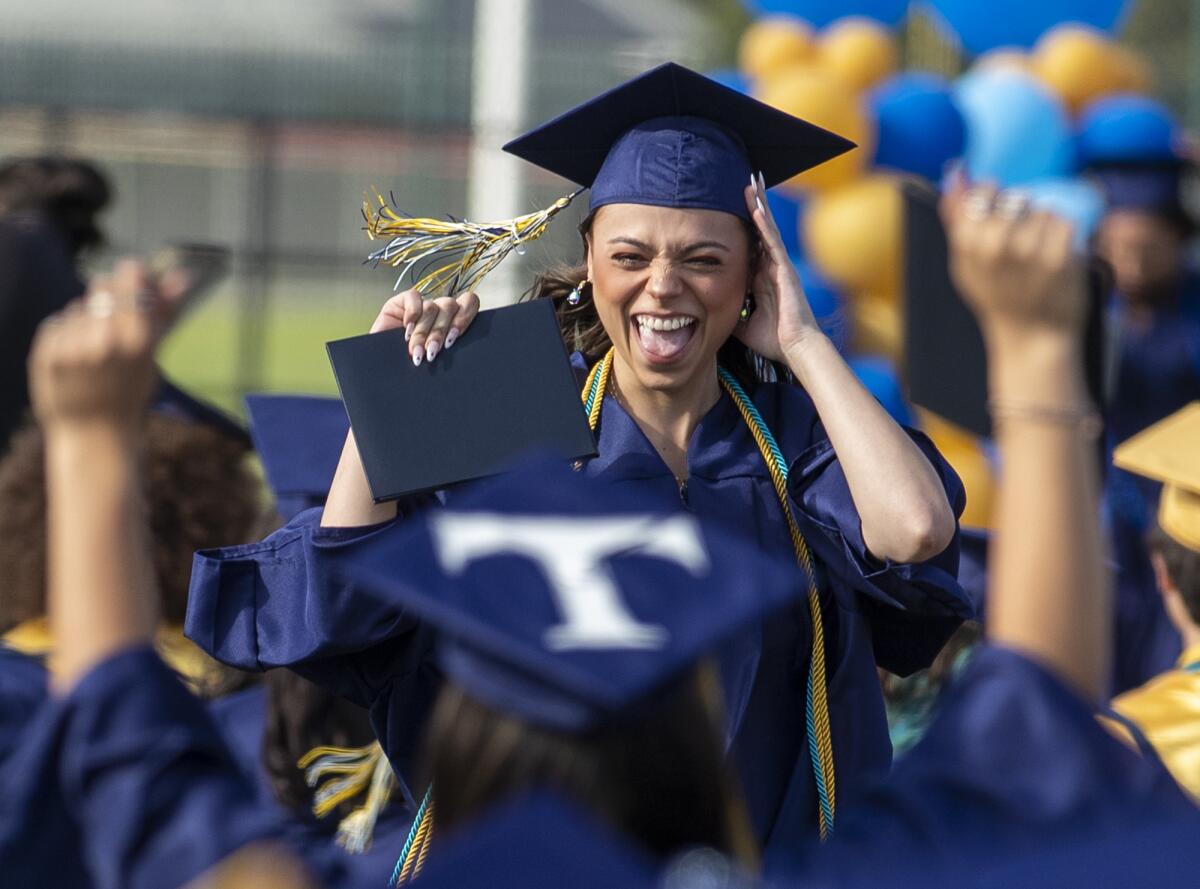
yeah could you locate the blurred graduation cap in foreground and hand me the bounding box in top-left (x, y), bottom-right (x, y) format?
top-left (336, 456), bottom-right (805, 732)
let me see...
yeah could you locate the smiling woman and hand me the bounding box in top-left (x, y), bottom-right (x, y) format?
top-left (186, 63), bottom-right (971, 871)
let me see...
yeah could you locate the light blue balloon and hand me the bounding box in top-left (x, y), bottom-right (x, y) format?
top-left (1012, 178), bottom-right (1106, 250)
top-left (954, 68), bottom-right (1075, 187)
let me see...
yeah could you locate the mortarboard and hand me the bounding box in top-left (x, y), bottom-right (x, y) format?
top-left (415, 793), bottom-right (657, 889)
top-left (336, 456), bottom-right (805, 732)
top-left (1113, 402), bottom-right (1200, 554)
top-left (243, 393), bottom-right (349, 520)
top-left (152, 376), bottom-right (251, 448)
top-left (503, 61), bottom-right (855, 222)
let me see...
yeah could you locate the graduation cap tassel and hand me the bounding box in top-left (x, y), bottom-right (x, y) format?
top-left (298, 741), bottom-right (396, 853)
top-left (363, 189), bottom-right (583, 296)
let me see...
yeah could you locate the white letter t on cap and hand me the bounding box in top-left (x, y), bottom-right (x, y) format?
top-left (431, 513), bottom-right (710, 651)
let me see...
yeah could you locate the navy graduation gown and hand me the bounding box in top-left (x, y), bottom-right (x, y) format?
top-left (186, 367), bottom-right (970, 864)
top-left (791, 645), bottom-right (1194, 885)
top-left (209, 683), bottom-right (415, 887)
top-left (0, 645), bottom-right (48, 762)
top-left (0, 646), bottom-right (282, 889)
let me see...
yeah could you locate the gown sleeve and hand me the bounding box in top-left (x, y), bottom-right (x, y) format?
top-left (1, 646), bottom-right (286, 889)
top-left (185, 504), bottom-right (441, 800)
top-left (810, 645), bottom-right (1194, 882)
top-left (787, 418), bottom-right (973, 676)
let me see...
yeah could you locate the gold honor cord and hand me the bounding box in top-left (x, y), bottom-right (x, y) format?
top-left (581, 350), bottom-right (837, 839)
top-left (363, 189), bottom-right (583, 296)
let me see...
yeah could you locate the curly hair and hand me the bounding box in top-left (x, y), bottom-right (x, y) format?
top-left (0, 414), bottom-right (266, 633)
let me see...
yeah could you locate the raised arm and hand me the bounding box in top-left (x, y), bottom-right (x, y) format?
top-left (943, 183), bottom-right (1110, 702)
top-left (741, 176), bottom-right (956, 565)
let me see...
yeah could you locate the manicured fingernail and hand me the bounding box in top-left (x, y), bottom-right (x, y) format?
top-left (749, 173), bottom-right (756, 191)
top-left (755, 196), bottom-right (765, 214)
top-left (758, 171), bottom-right (766, 191)
top-left (426, 341), bottom-right (440, 362)
top-left (445, 328), bottom-right (459, 348)
top-left (405, 322), bottom-right (414, 341)
top-left (412, 346), bottom-right (424, 366)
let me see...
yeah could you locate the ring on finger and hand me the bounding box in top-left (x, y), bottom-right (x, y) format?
top-left (962, 188), bottom-right (995, 221)
top-left (994, 190), bottom-right (1032, 221)
top-left (86, 290), bottom-right (117, 318)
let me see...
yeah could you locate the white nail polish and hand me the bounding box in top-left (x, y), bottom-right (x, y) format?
top-left (758, 171), bottom-right (766, 192)
top-left (413, 346), bottom-right (424, 366)
top-left (755, 196), bottom-right (765, 214)
top-left (427, 341), bottom-right (439, 362)
top-left (405, 322), bottom-right (414, 341)
top-left (749, 173), bottom-right (756, 191)
top-left (445, 329), bottom-right (459, 348)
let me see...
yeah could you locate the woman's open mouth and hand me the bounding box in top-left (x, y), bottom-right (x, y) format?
top-left (631, 314), bottom-right (698, 365)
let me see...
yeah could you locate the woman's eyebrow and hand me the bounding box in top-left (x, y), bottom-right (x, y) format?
top-left (606, 237), bottom-right (731, 253)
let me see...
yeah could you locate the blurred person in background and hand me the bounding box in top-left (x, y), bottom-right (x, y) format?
top-left (1088, 128), bottom-right (1200, 691)
top-left (0, 156), bottom-right (110, 455)
top-left (1105, 401), bottom-right (1200, 801)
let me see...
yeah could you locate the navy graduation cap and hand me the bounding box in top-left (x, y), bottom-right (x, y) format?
top-left (503, 62), bottom-right (855, 222)
top-left (244, 394), bottom-right (349, 520)
top-left (338, 456), bottom-right (806, 732)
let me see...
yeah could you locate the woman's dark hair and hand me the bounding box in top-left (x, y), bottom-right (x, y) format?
top-left (422, 664), bottom-right (753, 863)
top-left (0, 415), bottom-right (262, 632)
top-left (1149, 524), bottom-right (1200, 625)
top-left (0, 155), bottom-right (112, 255)
top-left (262, 668), bottom-right (380, 814)
top-left (528, 210), bottom-right (774, 388)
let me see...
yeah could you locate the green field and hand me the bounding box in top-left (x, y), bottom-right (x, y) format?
top-left (157, 288), bottom-right (377, 416)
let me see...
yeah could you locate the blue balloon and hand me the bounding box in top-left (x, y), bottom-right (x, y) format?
top-left (921, 0), bottom-right (1130, 54)
top-left (848, 355), bottom-right (914, 426)
top-left (1016, 178), bottom-right (1106, 250)
top-left (795, 258), bottom-right (850, 353)
top-left (705, 68), bottom-right (753, 96)
top-left (1077, 94), bottom-right (1181, 166)
top-left (766, 189), bottom-right (804, 258)
top-left (870, 72), bottom-right (966, 182)
top-left (954, 68), bottom-right (1075, 187)
top-left (740, 0), bottom-right (908, 27)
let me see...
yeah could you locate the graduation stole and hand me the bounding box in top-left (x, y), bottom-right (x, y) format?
top-left (583, 348), bottom-right (838, 840)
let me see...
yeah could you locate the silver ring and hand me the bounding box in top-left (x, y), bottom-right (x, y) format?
top-left (962, 188), bottom-right (995, 221)
top-left (85, 290), bottom-right (116, 318)
top-left (994, 190), bottom-right (1032, 220)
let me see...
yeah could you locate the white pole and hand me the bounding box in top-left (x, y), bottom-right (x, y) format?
top-left (469, 0), bottom-right (532, 309)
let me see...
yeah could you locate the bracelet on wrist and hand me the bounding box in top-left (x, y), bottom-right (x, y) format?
top-left (987, 398), bottom-right (1103, 439)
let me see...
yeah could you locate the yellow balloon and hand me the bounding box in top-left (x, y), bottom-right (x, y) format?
top-left (849, 292), bottom-right (903, 363)
top-left (738, 16), bottom-right (816, 82)
top-left (756, 66), bottom-right (872, 192)
top-left (1031, 24), bottom-right (1133, 114)
top-left (817, 17), bottom-right (898, 92)
top-left (803, 175), bottom-right (902, 295)
top-left (916, 409), bottom-right (995, 529)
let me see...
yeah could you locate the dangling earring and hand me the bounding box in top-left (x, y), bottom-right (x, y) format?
top-left (567, 278), bottom-right (590, 306)
top-left (740, 292), bottom-right (755, 321)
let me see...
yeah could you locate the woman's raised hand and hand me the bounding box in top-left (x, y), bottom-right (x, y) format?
top-left (370, 288), bottom-right (481, 366)
top-left (941, 179), bottom-right (1088, 349)
top-left (29, 260), bottom-right (162, 435)
top-left (737, 173), bottom-right (820, 365)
